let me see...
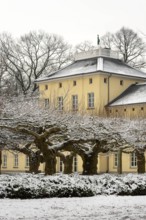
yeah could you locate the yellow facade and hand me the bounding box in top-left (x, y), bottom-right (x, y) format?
top-left (2, 150), bottom-right (144, 174)
top-left (2, 49), bottom-right (146, 174)
top-left (38, 73), bottom-right (144, 116)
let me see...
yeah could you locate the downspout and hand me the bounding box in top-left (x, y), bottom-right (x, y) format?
top-left (106, 74), bottom-right (112, 172)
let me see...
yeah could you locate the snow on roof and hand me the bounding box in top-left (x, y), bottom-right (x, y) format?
top-left (108, 83), bottom-right (146, 106)
top-left (35, 53), bottom-right (146, 83)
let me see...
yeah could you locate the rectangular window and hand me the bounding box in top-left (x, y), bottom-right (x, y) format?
top-left (14, 154), bottom-right (19, 167)
top-left (120, 80), bottom-right (123, 86)
top-left (2, 154), bottom-right (7, 167)
top-left (89, 78), bottom-right (92, 84)
top-left (60, 159), bottom-right (64, 172)
top-left (73, 155), bottom-right (78, 172)
top-left (25, 155), bottom-right (29, 167)
top-left (72, 95), bottom-right (78, 111)
top-left (131, 152), bottom-right (137, 167)
top-left (58, 96), bottom-right (63, 110)
top-left (45, 85), bottom-right (48, 90)
top-left (73, 81), bottom-right (76, 86)
top-left (114, 153), bottom-right (118, 167)
top-left (59, 82), bottom-right (62, 88)
top-left (104, 78), bottom-right (107, 83)
top-left (88, 93), bottom-right (94, 108)
top-left (44, 98), bottom-right (49, 108)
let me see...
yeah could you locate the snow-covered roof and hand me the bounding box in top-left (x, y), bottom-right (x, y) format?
top-left (108, 83), bottom-right (146, 106)
top-left (35, 51), bottom-right (146, 83)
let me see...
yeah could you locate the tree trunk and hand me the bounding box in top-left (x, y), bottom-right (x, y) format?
top-left (64, 155), bottom-right (74, 174)
top-left (0, 150), bottom-right (2, 175)
top-left (136, 150), bottom-right (145, 173)
top-left (117, 149), bottom-right (122, 174)
top-left (29, 156), bottom-right (40, 174)
top-left (45, 155), bottom-right (56, 175)
top-left (82, 153), bottom-right (98, 175)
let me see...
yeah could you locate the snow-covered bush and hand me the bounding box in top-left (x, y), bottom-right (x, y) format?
top-left (1, 173), bottom-right (146, 199)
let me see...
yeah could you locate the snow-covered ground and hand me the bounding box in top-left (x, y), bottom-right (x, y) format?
top-left (1, 196), bottom-right (146, 220)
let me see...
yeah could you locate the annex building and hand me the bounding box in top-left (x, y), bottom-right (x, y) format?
top-left (2, 48), bottom-right (146, 174)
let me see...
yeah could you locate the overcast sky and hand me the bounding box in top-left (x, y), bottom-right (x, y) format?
top-left (0, 0), bottom-right (146, 45)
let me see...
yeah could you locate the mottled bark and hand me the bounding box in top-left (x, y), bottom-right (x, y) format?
top-left (136, 150), bottom-right (145, 174)
top-left (45, 155), bottom-right (56, 175)
top-left (117, 149), bottom-right (122, 174)
top-left (0, 150), bottom-right (2, 175)
top-left (63, 155), bottom-right (74, 174)
top-left (82, 153), bottom-right (98, 175)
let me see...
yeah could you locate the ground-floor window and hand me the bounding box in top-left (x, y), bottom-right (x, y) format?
top-left (130, 152), bottom-right (137, 167)
top-left (59, 158), bottom-right (64, 172)
top-left (73, 155), bottom-right (78, 172)
top-left (2, 154), bottom-right (7, 167)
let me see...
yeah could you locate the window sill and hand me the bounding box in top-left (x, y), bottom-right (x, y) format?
top-left (13, 167), bottom-right (19, 168)
top-left (87, 107), bottom-right (95, 110)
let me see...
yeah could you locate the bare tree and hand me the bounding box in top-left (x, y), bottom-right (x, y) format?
top-left (0, 31), bottom-right (72, 94)
top-left (101, 27), bottom-right (146, 69)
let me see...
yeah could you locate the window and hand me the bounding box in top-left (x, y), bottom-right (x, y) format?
top-left (89, 78), bottom-right (92, 84)
top-left (132, 108), bottom-right (135, 111)
top-left (124, 109), bottom-right (126, 112)
top-left (72, 95), bottom-right (78, 111)
top-left (14, 154), bottom-right (19, 167)
top-left (2, 154), bottom-right (7, 167)
top-left (120, 80), bottom-right (123, 86)
top-left (88, 93), bottom-right (94, 108)
top-left (59, 159), bottom-right (64, 172)
top-left (58, 96), bottom-right (63, 110)
top-left (44, 98), bottom-right (49, 108)
top-left (141, 107), bottom-right (144, 111)
top-left (131, 152), bottom-right (137, 167)
top-left (73, 155), bottom-right (78, 172)
top-left (116, 109), bottom-right (118, 112)
top-left (109, 109), bottom-right (112, 113)
top-left (45, 85), bottom-right (48, 90)
top-left (104, 78), bottom-right (107, 83)
top-left (114, 153), bottom-right (118, 167)
top-left (59, 82), bottom-right (62, 88)
top-left (25, 155), bottom-right (29, 167)
top-left (73, 81), bottom-right (76, 86)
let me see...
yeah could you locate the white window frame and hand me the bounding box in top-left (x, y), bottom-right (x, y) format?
top-left (114, 153), bottom-right (118, 167)
top-left (88, 92), bottom-right (94, 108)
top-left (58, 96), bottom-right (63, 110)
top-left (44, 98), bottom-right (49, 108)
top-left (25, 155), bottom-right (29, 167)
top-left (2, 154), bottom-right (7, 167)
top-left (59, 158), bottom-right (64, 172)
top-left (73, 155), bottom-right (78, 172)
top-left (130, 152), bottom-right (137, 167)
top-left (14, 154), bottom-right (19, 167)
top-left (72, 95), bottom-right (78, 111)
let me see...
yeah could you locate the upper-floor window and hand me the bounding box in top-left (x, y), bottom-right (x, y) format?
top-left (72, 95), bottom-right (78, 111)
top-left (14, 154), bottom-right (19, 167)
top-left (120, 80), bottom-right (123, 86)
top-left (73, 81), bottom-right (76, 86)
top-left (2, 154), bottom-right (7, 167)
top-left (59, 82), bottom-right (62, 88)
top-left (104, 78), bottom-right (107, 83)
top-left (25, 155), bottom-right (29, 167)
top-left (130, 152), bottom-right (137, 167)
top-left (58, 96), bottom-right (63, 110)
top-left (141, 107), bottom-right (144, 111)
top-left (88, 93), bottom-right (94, 108)
top-left (89, 78), bottom-right (93, 84)
top-left (44, 98), bottom-right (49, 108)
top-left (45, 85), bottom-right (48, 90)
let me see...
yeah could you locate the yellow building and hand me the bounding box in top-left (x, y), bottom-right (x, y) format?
top-left (2, 48), bottom-right (146, 174)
